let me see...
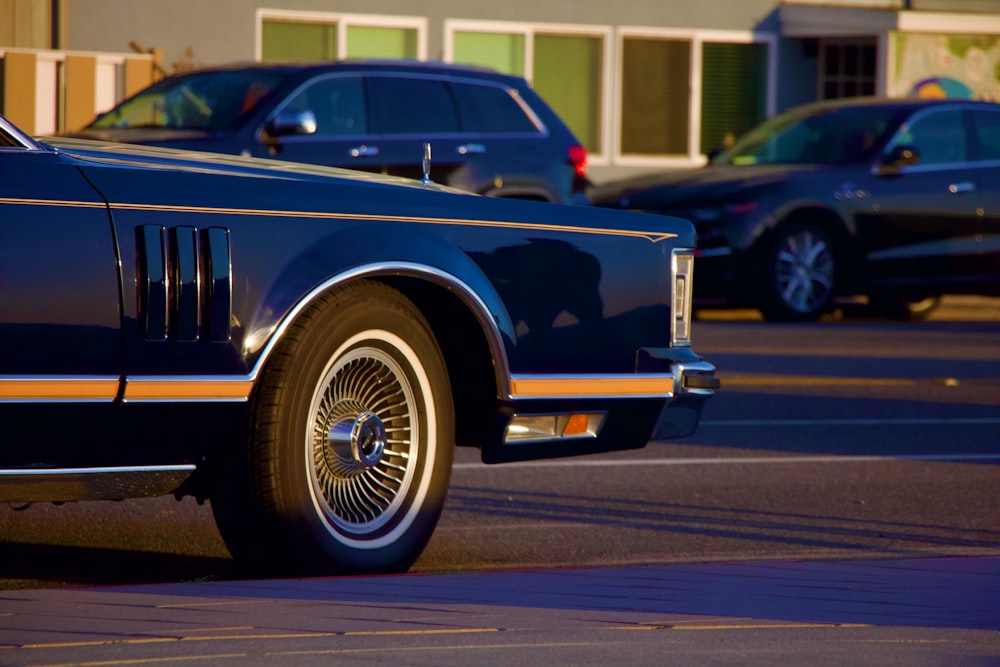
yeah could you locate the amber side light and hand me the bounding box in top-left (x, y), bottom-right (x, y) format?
top-left (563, 413), bottom-right (591, 436)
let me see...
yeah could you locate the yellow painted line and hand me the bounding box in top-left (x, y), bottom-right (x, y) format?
top-left (160, 626), bottom-right (254, 633)
top-left (27, 654), bottom-right (245, 666)
top-left (276, 641), bottom-right (596, 657)
top-left (342, 628), bottom-right (499, 637)
top-left (0, 378), bottom-right (118, 401)
top-left (0, 197), bottom-right (677, 244)
top-left (606, 622), bottom-right (871, 631)
top-left (157, 601), bottom-right (269, 609)
top-left (719, 374), bottom-right (915, 387)
top-left (11, 627), bottom-right (500, 651)
top-left (124, 379), bottom-right (253, 401)
top-left (510, 375), bottom-right (674, 398)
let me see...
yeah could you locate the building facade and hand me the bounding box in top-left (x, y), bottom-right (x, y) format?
top-left (3, 0), bottom-right (1000, 181)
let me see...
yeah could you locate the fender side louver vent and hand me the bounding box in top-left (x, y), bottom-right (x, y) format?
top-left (136, 225), bottom-right (231, 343)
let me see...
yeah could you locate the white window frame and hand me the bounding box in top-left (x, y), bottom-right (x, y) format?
top-left (615, 27), bottom-right (777, 168)
top-left (255, 9), bottom-right (428, 61)
top-left (443, 19), bottom-right (614, 165)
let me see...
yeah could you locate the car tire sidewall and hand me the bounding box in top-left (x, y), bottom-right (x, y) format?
top-left (759, 221), bottom-right (836, 322)
top-left (220, 282), bottom-right (454, 575)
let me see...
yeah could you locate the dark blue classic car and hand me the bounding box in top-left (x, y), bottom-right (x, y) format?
top-left (0, 114), bottom-right (716, 575)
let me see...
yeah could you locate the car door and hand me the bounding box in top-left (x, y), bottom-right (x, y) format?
top-left (366, 75), bottom-right (467, 184)
top-left (0, 145), bottom-right (122, 464)
top-left (863, 108), bottom-right (982, 290)
top-left (968, 107), bottom-right (1000, 290)
top-left (264, 73), bottom-right (384, 172)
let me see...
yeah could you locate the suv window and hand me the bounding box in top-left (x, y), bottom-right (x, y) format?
top-left (451, 82), bottom-right (539, 134)
top-left (283, 76), bottom-right (368, 137)
top-left (894, 110), bottom-right (966, 165)
top-left (971, 109), bottom-right (1000, 161)
top-left (369, 77), bottom-right (459, 135)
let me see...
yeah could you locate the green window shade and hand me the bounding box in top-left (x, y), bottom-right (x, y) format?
top-left (700, 42), bottom-right (767, 154)
top-left (534, 34), bottom-right (602, 152)
top-left (621, 38), bottom-right (690, 155)
top-left (346, 26), bottom-right (417, 59)
top-left (262, 20), bottom-right (336, 62)
top-left (453, 31), bottom-right (525, 76)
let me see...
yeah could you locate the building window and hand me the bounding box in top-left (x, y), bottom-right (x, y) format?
top-left (257, 10), bottom-right (426, 62)
top-left (617, 29), bottom-right (774, 165)
top-left (620, 37), bottom-right (690, 156)
top-left (820, 38), bottom-right (876, 100)
top-left (700, 42), bottom-right (768, 154)
top-left (446, 21), bottom-right (610, 159)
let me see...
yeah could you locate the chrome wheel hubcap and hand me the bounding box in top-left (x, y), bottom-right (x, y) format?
top-left (775, 229), bottom-right (834, 313)
top-left (309, 347), bottom-right (416, 533)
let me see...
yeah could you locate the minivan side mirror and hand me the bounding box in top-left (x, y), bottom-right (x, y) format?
top-left (878, 145), bottom-right (920, 174)
top-left (265, 110), bottom-right (318, 139)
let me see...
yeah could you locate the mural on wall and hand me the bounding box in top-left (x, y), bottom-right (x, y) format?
top-left (890, 32), bottom-right (1000, 101)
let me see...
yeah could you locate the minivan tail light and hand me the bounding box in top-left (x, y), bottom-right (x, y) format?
top-left (567, 144), bottom-right (588, 179)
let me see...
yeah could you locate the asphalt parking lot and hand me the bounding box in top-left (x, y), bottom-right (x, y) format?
top-left (1, 555), bottom-right (997, 665)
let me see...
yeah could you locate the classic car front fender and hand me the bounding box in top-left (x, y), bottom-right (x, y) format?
top-left (241, 223), bottom-right (517, 396)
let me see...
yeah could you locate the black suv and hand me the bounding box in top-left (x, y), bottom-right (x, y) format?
top-left (67, 60), bottom-right (590, 204)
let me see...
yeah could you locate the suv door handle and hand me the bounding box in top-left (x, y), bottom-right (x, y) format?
top-left (350, 145), bottom-right (379, 157)
top-left (457, 143), bottom-right (486, 155)
top-left (948, 182), bottom-right (975, 194)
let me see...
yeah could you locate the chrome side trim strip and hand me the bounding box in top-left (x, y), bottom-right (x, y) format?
top-left (123, 377), bottom-right (254, 402)
top-left (509, 374), bottom-right (675, 400)
top-left (0, 376), bottom-right (119, 402)
top-left (0, 465), bottom-right (197, 503)
top-left (0, 464), bottom-right (196, 476)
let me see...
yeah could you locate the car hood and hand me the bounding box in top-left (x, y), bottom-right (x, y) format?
top-left (589, 164), bottom-right (816, 210)
top-left (39, 136), bottom-right (693, 243)
top-left (43, 135), bottom-right (455, 192)
top-left (63, 126), bottom-right (219, 145)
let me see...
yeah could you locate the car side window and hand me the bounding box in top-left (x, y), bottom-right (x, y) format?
top-left (283, 76), bottom-right (368, 137)
top-left (369, 77), bottom-right (460, 135)
top-left (450, 82), bottom-right (539, 134)
top-left (970, 109), bottom-right (1000, 161)
top-left (893, 110), bottom-right (966, 165)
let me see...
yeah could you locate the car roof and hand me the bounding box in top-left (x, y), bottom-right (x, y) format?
top-left (791, 96), bottom-right (1000, 115)
top-left (163, 59), bottom-right (527, 86)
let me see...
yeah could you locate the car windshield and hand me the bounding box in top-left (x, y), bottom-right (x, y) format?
top-left (712, 106), bottom-right (901, 166)
top-left (90, 70), bottom-right (286, 131)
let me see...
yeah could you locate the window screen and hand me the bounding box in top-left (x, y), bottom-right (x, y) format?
top-left (262, 20), bottom-right (337, 62)
top-left (346, 26), bottom-right (417, 59)
top-left (453, 32), bottom-right (526, 76)
top-left (700, 42), bottom-right (767, 154)
top-left (621, 37), bottom-right (690, 155)
top-left (534, 34), bottom-right (603, 152)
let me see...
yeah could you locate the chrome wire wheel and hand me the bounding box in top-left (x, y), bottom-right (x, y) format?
top-left (211, 281), bottom-right (453, 575)
top-left (307, 331), bottom-right (432, 546)
top-left (772, 225), bottom-right (835, 317)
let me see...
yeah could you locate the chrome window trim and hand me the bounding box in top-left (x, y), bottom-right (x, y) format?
top-left (0, 115), bottom-right (46, 151)
top-left (261, 69), bottom-right (548, 146)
